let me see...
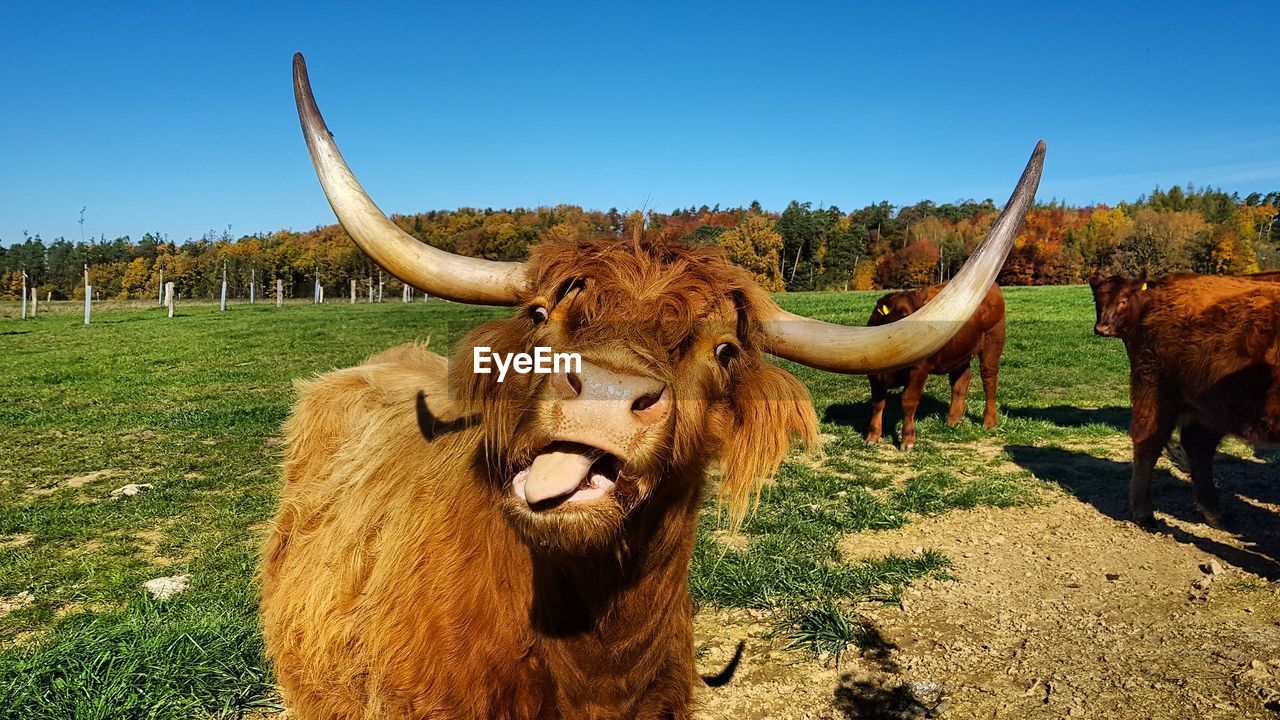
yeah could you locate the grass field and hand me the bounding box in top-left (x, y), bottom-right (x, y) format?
top-left (0, 286), bottom-right (1139, 718)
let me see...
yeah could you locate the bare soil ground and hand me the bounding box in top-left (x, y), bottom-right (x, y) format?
top-left (694, 459), bottom-right (1280, 720)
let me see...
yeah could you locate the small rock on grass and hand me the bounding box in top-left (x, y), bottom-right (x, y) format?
top-left (142, 575), bottom-right (189, 599)
top-left (110, 483), bottom-right (153, 499)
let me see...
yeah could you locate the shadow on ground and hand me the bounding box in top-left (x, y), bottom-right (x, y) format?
top-left (823, 397), bottom-right (951, 443)
top-left (1006, 444), bottom-right (1280, 580)
top-left (1003, 404), bottom-right (1130, 431)
top-left (700, 641), bottom-right (744, 688)
top-left (831, 624), bottom-right (952, 718)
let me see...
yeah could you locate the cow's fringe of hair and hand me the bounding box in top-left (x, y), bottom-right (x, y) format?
top-left (717, 361), bottom-right (819, 528)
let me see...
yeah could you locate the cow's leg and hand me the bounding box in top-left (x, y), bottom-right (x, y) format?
top-left (1129, 383), bottom-right (1176, 525)
top-left (866, 376), bottom-right (888, 444)
top-left (1180, 421), bottom-right (1226, 528)
top-left (900, 366), bottom-right (931, 452)
top-left (978, 320), bottom-right (1006, 430)
top-left (946, 366), bottom-right (972, 426)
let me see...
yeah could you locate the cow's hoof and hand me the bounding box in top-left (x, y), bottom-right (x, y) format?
top-left (1196, 506), bottom-right (1229, 530)
top-left (1130, 510), bottom-right (1157, 527)
top-left (982, 420), bottom-right (997, 430)
top-left (945, 417), bottom-right (963, 427)
top-left (901, 441), bottom-right (915, 452)
top-left (865, 433), bottom-right (882, 445)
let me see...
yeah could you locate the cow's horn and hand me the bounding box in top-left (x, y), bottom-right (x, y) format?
top-left (293, 53), bottom-right (526, 305)
top-left (762, 141), bottom-right (1045, 373)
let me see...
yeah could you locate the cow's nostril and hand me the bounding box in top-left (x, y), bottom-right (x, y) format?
top-left (566, 372), bottom-right (583, 397)
top-left (631, 390), bottom-right (663, 414)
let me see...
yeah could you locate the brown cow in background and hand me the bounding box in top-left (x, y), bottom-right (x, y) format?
top-left (865, 283), bottom-right (1006, 451)
top-left (1092, 273), bottom-right (1280, 527)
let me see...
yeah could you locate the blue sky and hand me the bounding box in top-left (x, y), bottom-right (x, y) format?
top-left (2, 1), bottom-right (1277, 246)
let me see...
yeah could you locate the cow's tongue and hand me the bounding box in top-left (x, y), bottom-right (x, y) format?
top-left (523, 450), bottom-right (596, 505)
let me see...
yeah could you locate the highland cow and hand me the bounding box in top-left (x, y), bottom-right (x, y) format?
top-left (259, 53), bottom-right (1045, 719)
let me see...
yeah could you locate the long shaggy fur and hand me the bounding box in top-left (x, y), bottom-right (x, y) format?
top-left (261, 238), bottom-right (818, 719)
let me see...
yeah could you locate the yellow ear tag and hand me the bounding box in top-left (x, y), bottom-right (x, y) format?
top-left (879, 304), bottom-right (890, 315)
top-left (1140, 282), bottom-right (1148, 291)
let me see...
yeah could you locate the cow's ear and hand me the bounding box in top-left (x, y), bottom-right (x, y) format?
top-left (717, 362), bottom-right (818, 527)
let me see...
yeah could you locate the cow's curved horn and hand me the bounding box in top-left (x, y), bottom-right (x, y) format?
top-left (762, 141), bottom-right (1045, 374)
top-left (293, 53), bottom-right (525, 305)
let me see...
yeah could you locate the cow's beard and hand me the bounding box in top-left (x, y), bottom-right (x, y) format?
top-left (501, 489), bottom-right (630, 556)
top-left (494, 443), bottom-right (667, 557)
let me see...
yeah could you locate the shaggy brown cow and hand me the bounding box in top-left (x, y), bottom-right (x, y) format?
top-left (864, 283), bottom-right (1005, 450)
top-left (1093, 274), bottom-right (1280, 526)
top-left (260, 53), bottom-right (1044, 719)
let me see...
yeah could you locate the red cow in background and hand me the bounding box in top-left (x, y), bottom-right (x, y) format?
top-left (865, 283), bottom-right (1006, 451)
top-left (1091, 272), bottom-right (1280, 526)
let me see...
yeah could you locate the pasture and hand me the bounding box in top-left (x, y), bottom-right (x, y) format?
top-left (1, 286), bottom-right (1277, 719)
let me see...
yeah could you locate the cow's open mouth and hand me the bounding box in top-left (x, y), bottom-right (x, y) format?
top-left (512, 441), bottom-right (621, 511)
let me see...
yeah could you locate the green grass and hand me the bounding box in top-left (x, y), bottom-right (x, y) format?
top-left (0, 286), bottom-right (1132, 716)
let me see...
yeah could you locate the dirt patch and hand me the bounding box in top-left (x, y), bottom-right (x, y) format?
top-left (0, 591), bottom-right (35, 618)
top-left (122, 430), bottom-right (159, 441)
top-left (66, 469), bottom-right (118, 489)
top-left (0, 629), bottom-right (46, 652)
top-left (132, 528), bottom-right (177, 565)
top-left (711, 530), bottom-right (750, 552)
top-left (62, 539), bottom-right (104, 556)
top-left (693, 495), bottom-right (1280, 719)
top-left (0, 533), bottom-right (35, 550)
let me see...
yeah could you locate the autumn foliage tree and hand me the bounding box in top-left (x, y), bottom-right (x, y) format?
top-left (1, 184), bottom-right (1277, 301)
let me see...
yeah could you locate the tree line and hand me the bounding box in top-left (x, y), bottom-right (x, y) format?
top-left (2, 185), bottom-right (1277, 302)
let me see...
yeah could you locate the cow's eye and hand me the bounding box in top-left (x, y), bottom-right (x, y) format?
top-left (714, 342), bottom-right (738, 367)
top-left (530, 306), bottom-right (549, 325)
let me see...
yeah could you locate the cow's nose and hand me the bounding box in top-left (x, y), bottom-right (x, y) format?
top-left (553, 361), bottom-right (671, 427)
top-left (1094, 323), bottom-right (1111, 336)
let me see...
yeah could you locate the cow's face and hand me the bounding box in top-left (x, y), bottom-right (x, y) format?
top-left (451, 240), bottom-right (817, 554)
top-left (867, 288), bottom-right (931, 327)
top-left (1089, 274), bottom-right (1146, 339)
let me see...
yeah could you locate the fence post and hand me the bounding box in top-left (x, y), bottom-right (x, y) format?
top-left (403, 285), bottom-right (410, 303)
top-left (83, 265), bottom-right (90, 325)
top-left (250, 268), bottom-right (256, 304)
top-left (319, 285), bottom-right (325, 303)
top-left (350, 279), bottom-right (356, 304)
top-left (220, 261), bottom-right (228, 312)
top-left (165, 282), bottom-right (175, 318)
top-left (20, 271), bottom-right (27, 319)
top-left (368, 278), bottom-right (373, 303)
top-left (276, 279), bottom-right (283, 308)
top-left (378, 271), bottom-right (384, 303)
top-left (157, 269), bottom-right (164, 305)
top-left (30, 287), bottom-right (37, 317)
